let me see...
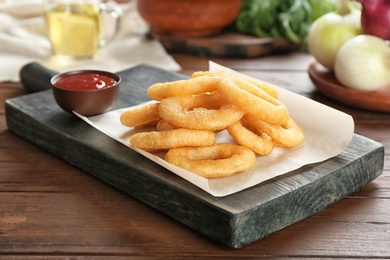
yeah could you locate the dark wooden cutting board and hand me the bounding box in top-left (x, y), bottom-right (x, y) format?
top-left (151, 31), bottom-right (298, 57)
top-left (5, 65), bottom-right (384, 248)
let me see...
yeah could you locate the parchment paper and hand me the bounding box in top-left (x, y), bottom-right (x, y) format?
top-left (75, 62), bottom-right (355, 197)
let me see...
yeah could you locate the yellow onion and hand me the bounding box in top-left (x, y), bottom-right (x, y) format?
top-left (308, 0), bottom-right (362, 70)
top-left (334, 35), bottom-right (390, 91)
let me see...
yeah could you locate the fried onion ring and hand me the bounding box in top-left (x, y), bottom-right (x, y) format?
top-left (120, 102), bottom-right (161, 127)
top-left (158, 92), bottom-right (245, 131)
top-left (120, 69), bottom-right (304, 179)
top-left (247, 79), bottom-right (279, 99)
top-left (217, 78), bottom-right (289, 125)
top-left (165, 144), bottom-right (256, 178)
top-left (129, 128), bottom-right (215, 152)
top-left (191, 70), bottom-right (279, 99)
top-left (227, 119), bottom-right (274, 155)
top-left (156, 119), bottom-right (177, 131)
top-left (245, 114), bottom-right (304, 148)
top-left (147, 76), bottom-right (220, 101)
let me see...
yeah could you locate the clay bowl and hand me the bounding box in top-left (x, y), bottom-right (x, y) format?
top-left (51, 70), bottom-right (121, 116)
top-left (137, 0), bottom-right (242, 37)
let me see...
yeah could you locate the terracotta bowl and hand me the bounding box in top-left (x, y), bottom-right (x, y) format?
top-left (137, 0), bottom-right (242, 37)
top-left (51, 70), bottom-right (121, 116)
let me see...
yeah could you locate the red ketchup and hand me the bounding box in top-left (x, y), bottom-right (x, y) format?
top-left (54, 72), bottom-right (117, 91)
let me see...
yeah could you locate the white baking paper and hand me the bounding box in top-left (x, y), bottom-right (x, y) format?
top-left (75, 61), bottom-right (355, 197)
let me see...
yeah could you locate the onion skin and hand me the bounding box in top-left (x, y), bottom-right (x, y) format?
top-left (308, 0), bottom-right (362, 71)
top-left (334, 35), bottom-right (390, 91)
top-left (359, 0), bottom-right (390, 40)
top-left (308, 13), bottom-right (362, 70)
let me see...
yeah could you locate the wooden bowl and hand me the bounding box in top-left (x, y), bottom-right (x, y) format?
top-left (308, 60), bottom-right (390, 113)
top-left (137, 0), bottom-right (242, 37)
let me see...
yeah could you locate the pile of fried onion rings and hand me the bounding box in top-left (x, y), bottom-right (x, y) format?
top-left (120, 70), bottom-right (304, 178)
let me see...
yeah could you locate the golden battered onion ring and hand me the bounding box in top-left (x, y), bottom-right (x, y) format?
top-left (156, 119), bottom-right (177, 131)
top-left (245, 114), bottom-right (304, 148)
top-left (217, 78), bottom-right (289, 125)
top-left (147, 76), bottom-right (220, 101)
top-left (191, 70), bottom-right (279, 99)
top-left (120, 102), bottom-right (161, 127)
top-left (165, 144), bottom-right (256, 178)
top-left (158, 92), bottom-right (245, 131)
top-left (246, 79), bottom-right (279, 99)
top-left (129, 128), bottom-right (215, 152)
top-left (227, 119), bottom-right (274, 155)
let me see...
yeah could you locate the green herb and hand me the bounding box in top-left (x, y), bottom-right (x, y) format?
top-left (236, 0), bottom-right (337, 50)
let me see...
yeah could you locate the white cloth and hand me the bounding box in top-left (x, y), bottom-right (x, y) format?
top-left (0, 0), bottom-right (181, 82)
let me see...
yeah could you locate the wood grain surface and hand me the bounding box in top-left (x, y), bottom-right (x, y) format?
top-left (4, 64), bottom-right (385, 248)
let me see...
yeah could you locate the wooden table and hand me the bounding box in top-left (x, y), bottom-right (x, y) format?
top-left (1, 52), bottom-right (389, 259)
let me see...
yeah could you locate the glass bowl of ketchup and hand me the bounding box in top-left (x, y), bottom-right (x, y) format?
top-left (51, 70), bottom-right (121, 116)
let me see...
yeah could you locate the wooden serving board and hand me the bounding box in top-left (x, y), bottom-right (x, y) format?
top-left (151, 31), bottom-right (297, 57)
top-left (5, 65), bottom-right (384, 248)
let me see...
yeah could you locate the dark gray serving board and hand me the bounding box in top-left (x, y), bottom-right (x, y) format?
top-left (5, 65), bottom-right (384, 248)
